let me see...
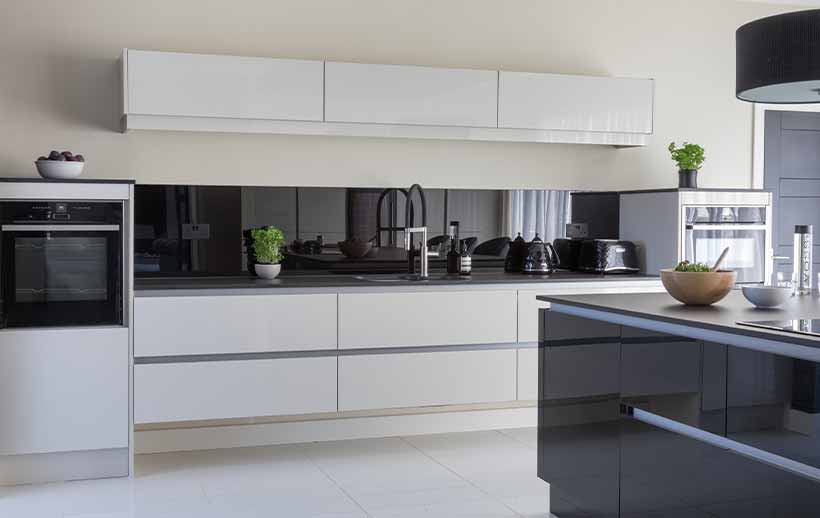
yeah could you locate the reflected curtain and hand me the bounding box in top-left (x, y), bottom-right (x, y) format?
top-left (502, 190), bottom-right (571, 243)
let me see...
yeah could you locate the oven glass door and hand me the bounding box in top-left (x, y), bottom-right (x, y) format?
top-left (1, 226), bottom-right (122, 327)
top-left (684, 207), bottom-right (767, 285)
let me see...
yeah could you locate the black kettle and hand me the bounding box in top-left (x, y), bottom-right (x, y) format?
top-left (504, 233), bottom-right (528, 273)
top-left (522, 234), bottom-right (560, 274)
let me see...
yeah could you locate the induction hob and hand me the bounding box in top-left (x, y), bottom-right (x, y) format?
top-left (737, 319), bottom-right (820, 337)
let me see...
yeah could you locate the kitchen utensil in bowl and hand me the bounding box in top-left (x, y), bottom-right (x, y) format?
top-left (741, 285), bottom-right (792, 308)
top-left (35, 160), bottom-right (84, 179)
top-left (338, 239), bottom-right (373, 259)
top-left (712, 247), bottom-right (730, 271)
top-left (660, 268), bottom-right (737, 305)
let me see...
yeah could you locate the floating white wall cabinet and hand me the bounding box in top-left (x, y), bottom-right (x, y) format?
top-left (498, 71), bottom-right (654, 134)
top-left (121, 49), bottom-right (653, 146)
top-left (324, 62), bottom-right (498, 127)
top-left (125, 50), bottom-right (323, 122)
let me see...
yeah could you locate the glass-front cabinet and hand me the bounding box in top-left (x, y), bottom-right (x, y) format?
top-left (538, 311), bottom-right (820, 517)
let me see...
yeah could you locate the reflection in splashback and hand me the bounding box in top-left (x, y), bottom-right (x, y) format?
top-left (134, 185), bottom-right (570, 276)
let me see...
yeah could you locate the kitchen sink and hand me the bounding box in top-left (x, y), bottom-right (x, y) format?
top-left (352, 274), bottom-right (470, 283)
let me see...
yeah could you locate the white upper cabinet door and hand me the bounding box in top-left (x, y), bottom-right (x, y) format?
top-left (126, 50), bottom-right (324, 121)
top-left (325, 62), bottom-right (498, 127)
top-left (498, 72), bottom-right (653, 134)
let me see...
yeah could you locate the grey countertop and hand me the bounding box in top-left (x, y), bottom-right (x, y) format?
top-left (135, 271), bottom-right (660, 295)
top-left (538, 291), bottom-right (820, 351)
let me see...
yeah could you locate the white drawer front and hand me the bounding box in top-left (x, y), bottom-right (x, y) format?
top-left (338, 291), bottom-right (516, 349)
top-left (517, 291), bottom-right (551, 343)
top-left (339, 349), bottom-right (516, 411)
top-left (0, 328), bottom-right (129, 455)
top-left (325, 62), bottom-right (498, 127)
top-left (135, 294), bottom-right (337, 357)
top-left (135, 357), bottom-right (337, 423)
top-left (127, 50), bottom-right (324, 121)
top-left (517, 348), bottom-right (539, 401)
top-left (499, 71), bottom-right (653, 134)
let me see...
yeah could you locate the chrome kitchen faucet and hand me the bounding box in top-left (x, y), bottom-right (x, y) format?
top-left (404, 184), bottom-right (436, 279)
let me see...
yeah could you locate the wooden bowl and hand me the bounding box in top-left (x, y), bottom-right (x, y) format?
top-left (660, 268), bottom-right (737, 306)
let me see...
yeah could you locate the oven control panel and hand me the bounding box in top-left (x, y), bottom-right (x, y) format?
top-left (6, 202), bottom-right (116, 223)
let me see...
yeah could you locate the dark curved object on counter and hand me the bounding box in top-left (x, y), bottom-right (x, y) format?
top-left (553, 238), bottom-right (583, 270)
top-left (474, 237), bottom-right (511, 257)
top-left (461, 236), bottom-right (478, 254)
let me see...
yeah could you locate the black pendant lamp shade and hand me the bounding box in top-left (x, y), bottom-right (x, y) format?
top-left (737, 9), bottom-right (820, 103)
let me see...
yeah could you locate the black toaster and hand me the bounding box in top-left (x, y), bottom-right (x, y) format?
top-left (552, 238), bottom-right (583, 270)
top-left (577, 239), bottom-right (640, 274)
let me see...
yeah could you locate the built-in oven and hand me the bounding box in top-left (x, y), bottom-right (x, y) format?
top-left (683, 205), bottom-right (770, 285)
top-left (0, 201), bottom-right (123, 328)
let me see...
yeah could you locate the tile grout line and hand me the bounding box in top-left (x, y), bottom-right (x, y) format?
top-left (398, 434), bottom-right (526, 518)
top-left (497, 428), bottom-right (538, 452)
top-left (298, 445), bottom-right (376, 518)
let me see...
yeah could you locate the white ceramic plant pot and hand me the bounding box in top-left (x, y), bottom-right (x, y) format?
top-left (255, 263), bottom-right (281, 280)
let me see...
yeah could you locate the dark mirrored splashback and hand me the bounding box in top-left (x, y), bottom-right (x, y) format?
top-left (134, 185), bottom-right (571, 276)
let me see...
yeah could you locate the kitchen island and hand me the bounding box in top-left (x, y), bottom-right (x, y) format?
top-left (536, 291), bottom-right (820, 517)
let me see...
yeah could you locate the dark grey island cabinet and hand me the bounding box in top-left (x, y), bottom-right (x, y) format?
top-left (537, 292), bottom-right (820, 518)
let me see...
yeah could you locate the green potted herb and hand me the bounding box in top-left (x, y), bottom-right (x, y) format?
top-left (668, 142), bottom-right (705, 188)
top-left (250, 226), bottom-right (285, 279)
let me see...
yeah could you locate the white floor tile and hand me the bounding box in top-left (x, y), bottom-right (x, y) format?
top-left (352, 485), bottom-right (489, 513)
top-left (499, 427), bottom-right (538, 449)
top-left (368, 496), bottom-right (518, 518)
top-left (303, 437), bottom-right (469, 496)
top-left (0, 428), bottom-right (555, 518)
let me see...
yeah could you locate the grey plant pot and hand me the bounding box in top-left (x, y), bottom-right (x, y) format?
top-left (678, 169), bottom-right (698, 188)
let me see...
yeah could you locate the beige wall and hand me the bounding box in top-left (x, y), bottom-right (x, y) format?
top-left (0, 0), bottom-right (796, 189)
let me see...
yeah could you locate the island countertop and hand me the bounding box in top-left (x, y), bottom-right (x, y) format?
top-left (538, 291), bottom-right (820, 361)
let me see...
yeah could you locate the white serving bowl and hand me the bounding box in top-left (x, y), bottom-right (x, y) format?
top-left (741, 285), bottom-right (792, 308)
top-left (35, 160), bottom-right (84, 179)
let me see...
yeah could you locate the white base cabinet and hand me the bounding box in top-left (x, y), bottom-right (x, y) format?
top-left (135, 357), bottom-right (337, 423)
top-left (517, 348), bottom-right (539, 401)
top-left (135, 294), bottom-right (337, 357)
top-left (338, 349), bottom-right (516, 411)
top-left (133, 282), bottom-right (664, 425)
top-left (0, 327), bottom-right (129, 455)
top-left (338, 290), bottom-right (517, 349)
